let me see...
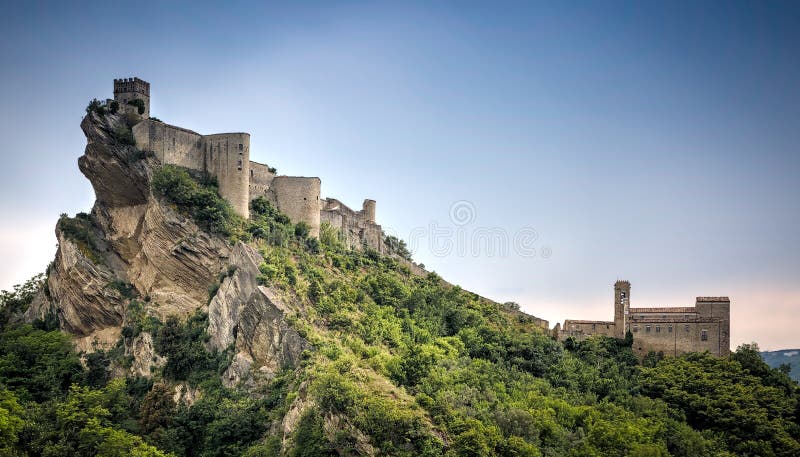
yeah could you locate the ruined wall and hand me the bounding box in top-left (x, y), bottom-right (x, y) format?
top-left (204, 133), bottom-right (251, 219)
top-left (321, 198), bottom-right (383, 251)
top-left (268, 176), bottom-right (321, 237)
top-left (132, 122), bottom-right (250, 218)
top-left (248, 161), bottom-right (275, 201)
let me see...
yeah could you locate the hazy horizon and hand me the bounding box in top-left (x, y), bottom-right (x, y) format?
top-left (1, 1), bottom-right (798, 350)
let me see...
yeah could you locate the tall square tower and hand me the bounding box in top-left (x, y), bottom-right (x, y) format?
top-left (113, 77), bottom-right (150, 118)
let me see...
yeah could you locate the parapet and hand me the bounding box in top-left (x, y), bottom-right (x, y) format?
top-left (696, 297), bottom-right (730, 303)
top-left (113, 77), bottom-right (150, 96)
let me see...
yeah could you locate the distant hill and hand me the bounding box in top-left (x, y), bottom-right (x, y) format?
top-left (761, 349), bottom-right (800, 382)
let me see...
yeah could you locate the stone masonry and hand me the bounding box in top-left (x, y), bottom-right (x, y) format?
top-left (111, 77), bottom-right (382, 250)
top-left (557, 280), bottom-right (731, 357)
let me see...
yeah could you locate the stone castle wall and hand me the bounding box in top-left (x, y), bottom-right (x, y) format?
top-left (248, 161), bottom-right (276, 201)
top-left (267, 176), bottom-right (321, 237)
top-left (204, 133), bottom-right (250, 220)
top-left (122, 77), bottom-right (382, 246)
top-left (132, 121), bottom-right (204, 170)
top-left (132, 121), bottom-right (251, 218)
top-left (321, 198), bottom-right (383, 251)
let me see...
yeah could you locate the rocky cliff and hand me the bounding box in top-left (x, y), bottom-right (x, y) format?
top-left (25, 112), bottom-right (306, 381)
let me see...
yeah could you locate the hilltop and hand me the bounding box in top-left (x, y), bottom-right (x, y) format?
top-left (762, 349), bottom-right (800, 382)
top-left (0, 105), bottom-right (798, 456)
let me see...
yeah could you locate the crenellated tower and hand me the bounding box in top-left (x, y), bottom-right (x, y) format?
top-left (113, 77), bottom-right (150, 118)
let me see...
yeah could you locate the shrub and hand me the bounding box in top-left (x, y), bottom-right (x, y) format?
top-left (109, 100), bottom-right (119, 114)
top-left (384, 234), bottom-right (412, 261)
top-left (57, 214), bottom-right (103, 264)
top-left (127, 98), bottom-right (146, 115)
top-left (85, 98), bottom-right (107, 115)
top-left (113, 125), bottom-right (135, 145)
top-left (295, 222), bottom-right (310, 238)
top-left (152, 165), bottom-right (244, 237)
top-left (0, 273), bottom-right (45, 324)
top-left (153, 311), bottom-right (229, 383)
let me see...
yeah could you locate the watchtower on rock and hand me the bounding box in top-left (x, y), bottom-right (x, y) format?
top-left (113, 77), bottom-right (150, 118)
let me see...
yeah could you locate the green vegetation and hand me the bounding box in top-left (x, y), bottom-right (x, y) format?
top-left (86, 98), bottom-right (107, 115)
top-left (384, 234), bottom-right (412, 260)
top-left (0, 274), bottom-right (45, 323)
top-left (127, 98), bottom-right (146, 115)
top-left (2, 196), bottom-right (799, 455)
top-left (58, 212), bottom-right (104, 264)
top-left (152, 165), bottom-right (245, 238)
top-left (114, 124), bottom-right (136, 145)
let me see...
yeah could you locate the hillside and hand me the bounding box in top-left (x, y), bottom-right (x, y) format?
top-left (762, 350), bottom-right (800, 382)
top-left (0, 108), bottom-right (799, 456)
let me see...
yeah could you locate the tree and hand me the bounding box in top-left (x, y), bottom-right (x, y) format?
top-left (0, 389), bottom-right (24, 454)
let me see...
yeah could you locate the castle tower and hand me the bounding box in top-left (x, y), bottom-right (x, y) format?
top-left (362, 199), bottom-right (376, 223)
top-left (113, 77), bottom-right (150, 118)
top-left (613, 280), bottom-right (631, 338)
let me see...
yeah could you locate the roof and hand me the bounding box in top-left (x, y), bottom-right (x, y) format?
top-left (696, 297), bottom-right (730, 302)
top-left (629, 307), bottom-right (697, 313)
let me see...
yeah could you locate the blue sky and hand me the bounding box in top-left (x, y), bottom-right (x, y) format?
top-left (1, 1), bottom-right (798, 349)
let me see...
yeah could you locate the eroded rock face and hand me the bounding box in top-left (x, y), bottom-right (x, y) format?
top-left (78, 112), bottom-right (152, 208)
top-left (209, 243), bottom-right (308, 387)
top-left (27, 112), bottom-right (307, 381)
top-left (46, 232), bottom-right (127, 337)
top-left (128, 332), bottom-right (165, 377)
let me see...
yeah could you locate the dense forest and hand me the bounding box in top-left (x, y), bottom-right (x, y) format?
top-left (1, 166), bottom-right (799, 456)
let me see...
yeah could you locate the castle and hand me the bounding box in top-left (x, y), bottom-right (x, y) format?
top-left (556, 281), bottom-right (731, 356)
top-left (109, 77), bottom-right (383, 250)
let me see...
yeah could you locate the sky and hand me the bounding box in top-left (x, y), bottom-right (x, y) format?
top-left (0, 1), bottom-right (798, 350)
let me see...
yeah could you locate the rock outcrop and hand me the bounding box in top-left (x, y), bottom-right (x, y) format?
top-left (25, 111), bottom-right (306, 382)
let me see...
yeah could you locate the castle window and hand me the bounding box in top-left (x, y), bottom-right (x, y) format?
top-left (668, 325), bottom-right (673, 333)
top-left (685, 324), bottom-right (690, 332)
top-left (250, 169), bottom-right (254, 177)
top-left (656, 325), bottom-right (661, 333)
top-left (237, 159), bottom-right (243, 171)
top-left (645, 325), bottom-right (651, 333)
top-left (633, 326), bottom-right (638, 333)
top-left (591, 323), bottom-right (596, 331)
top-left (172, 137), bottom-right (175, 146)
top-left (701, 329), bottom-right (708, 341)
top-left (239, 143), bottom-right (243, 151)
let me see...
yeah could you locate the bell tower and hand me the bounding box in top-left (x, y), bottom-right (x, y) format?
top-left (613, 280), bottom-right (631, 338)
